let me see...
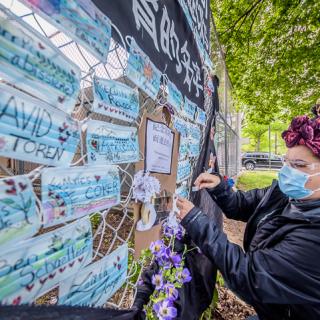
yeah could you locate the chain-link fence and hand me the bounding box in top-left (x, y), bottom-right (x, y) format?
top-left (0, 0), bottom-right (218, 309)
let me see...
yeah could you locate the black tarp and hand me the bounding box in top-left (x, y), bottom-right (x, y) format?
top-left (190, 75), bottom-right (223, 229)
top-left (92, 0), bottom-right (210, 108)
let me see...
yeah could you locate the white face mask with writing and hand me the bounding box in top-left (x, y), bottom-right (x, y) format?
top-left (41, 165), bottom-right (120, 227)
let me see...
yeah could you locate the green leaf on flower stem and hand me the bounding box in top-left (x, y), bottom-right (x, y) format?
top-left (25, 198), bottom-right (32, 211)
top-left (213, 288), bottom-right (219, 308)
top-left (0, 198), bottom-right (16, 206)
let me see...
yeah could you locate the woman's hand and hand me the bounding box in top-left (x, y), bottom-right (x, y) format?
top-left (176, 197), bottom-right (194, 221)
top-left (194, 172), bottom-right (221, 190)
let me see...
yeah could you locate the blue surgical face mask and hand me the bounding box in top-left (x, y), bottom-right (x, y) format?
top-left (278, 165), bottom-right (320, 200)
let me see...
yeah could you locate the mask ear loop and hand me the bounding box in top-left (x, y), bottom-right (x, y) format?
top-left (117, 165), bottom-right (134, 206)
top-left (25, 167), bottom-right (44, 226)
top-left (92, 210), bottom-right (108, 260)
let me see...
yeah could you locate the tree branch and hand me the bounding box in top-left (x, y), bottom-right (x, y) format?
top-left (221, 0), bottom-right (264, 35)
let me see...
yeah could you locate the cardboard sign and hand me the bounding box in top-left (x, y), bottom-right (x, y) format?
top-left (183, 97), bottom-right (197, 121)
top-left (136, 110), bottom-right (179, 194)
top-left (0, 84), bottom-right (80, 166)
top-left (0, 4), bottom-right (81, 114)
top-left (22, 0), bottom-right (111, 62)
top-left (42, 165), bottom-right (120, 227)
top-left (126, 39), bottom-right (162, 100)
top-left (0, 175), bottom-right (39, 249)
top-left (177, 159), bottom-right (191, 183)
top-left (0, 216), bottom-right (92, 305)
top-left (167, 80), bottom-right (183, 112)
top-left (93, 77), bottom-right (139, 122)
top-left (145, 119), bottom-right (175, 174)
top-left (59, 243), bottom-right (128, 307)
top-left (86, 120), bottom-right (139, 165)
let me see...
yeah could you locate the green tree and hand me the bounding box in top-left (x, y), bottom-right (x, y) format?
top-left (242, 123), bottom-right (268, 151)
top-left (211, 0), bottom-right (320, 123)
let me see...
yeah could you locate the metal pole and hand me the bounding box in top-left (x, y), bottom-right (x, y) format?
top-left (268, 125), bottom-right (271, 169)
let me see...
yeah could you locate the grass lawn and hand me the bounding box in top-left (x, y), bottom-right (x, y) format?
top-left (236, 170), bottom-right (278, 191)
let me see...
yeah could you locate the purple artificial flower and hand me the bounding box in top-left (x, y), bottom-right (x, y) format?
top-left (152, 272), bottom-right (164, 290)
top-left (175, 225), bottom-right (184, 240)
top-left (164, 283), bottom-right (179, 301)
top-left (153, 299), bottom-right (177, 320)
top-left (169, 252), bottom-right (182, 268)
top-left (163, 223), bottom-right (184, 240)
top-left (150, 240), bottom-right (165, 257)
top-left (164, 225), bottom-right (175, 238)
top-left (177, 268), bottom-right (192, 284)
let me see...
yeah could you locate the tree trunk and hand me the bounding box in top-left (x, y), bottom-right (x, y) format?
top-left (275, 132), bottom-right (278, 154)
top-left (256, 137), bottom-right (261, 151)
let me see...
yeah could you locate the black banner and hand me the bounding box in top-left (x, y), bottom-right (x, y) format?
top-left (93, 0), bottom-right (210, 108)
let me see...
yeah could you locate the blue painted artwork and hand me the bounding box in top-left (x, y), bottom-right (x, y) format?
top-left (175, 184), bottom-right (189, 199)
top-left (0, 4), bottom-right (81, 114)
top-left (126, 39), bottom-right (162, 100)
top-left (0, 83), bottom-right (80, 166)
top-left (86, 120), bottom-right (139, 165)
top-left (179, 136), bottom-right (189, 160)
top-left (22, 0), bottom-right (111, 62)
top-left (167, 80), bottom-right (183, 112)
top-left (183, 97), bottom-right (197, 121)
top-left (42, 165), bottom-right (120, 227)
top-left (196, 107), bottom-right (207, 126)
top-left (0, 216), bottom-right (92, 305)
top-left (93, 77), bottom-right (139, 123)
top-left (59, 244), bottom-right (128, 307)
top-left (0, 175), bottom-right (39, 250)
top-left (177, 160), bottom-right (191, 183)
top-left (173, 116), bottom-right (189, 138)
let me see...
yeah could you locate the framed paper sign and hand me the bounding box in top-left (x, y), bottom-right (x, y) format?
top-left (145, 119), bottom-right (175, 175)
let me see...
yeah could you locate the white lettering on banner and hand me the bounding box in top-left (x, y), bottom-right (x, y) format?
top-left (181, 41), bottom-right (193, 93)
top-left (186, 0), bottom-right (209, 51)
top-left (133, 0), bottom-right (160, 51)
top-left (132, 0), bottom-right (203, 96)
top-left (160, 6), bottom-right (172, 60)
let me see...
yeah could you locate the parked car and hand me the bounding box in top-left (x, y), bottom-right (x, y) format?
top-left (241, 152), bottom-right (283, 170)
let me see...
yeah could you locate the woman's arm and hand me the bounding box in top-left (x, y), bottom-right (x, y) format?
top-left (179, 207), bottom-right (320, 305)
top-left (195, 173), bottom-right (270, 222)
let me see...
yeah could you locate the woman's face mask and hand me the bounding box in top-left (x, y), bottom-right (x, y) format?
top-left (278, 165), bottom-right (320, 200)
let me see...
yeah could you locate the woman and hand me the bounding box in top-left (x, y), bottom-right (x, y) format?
top-left (177, 113), bottom-right (320, 320)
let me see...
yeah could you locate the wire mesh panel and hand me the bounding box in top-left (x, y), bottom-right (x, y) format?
top-left (0, 0), bottom-right (215, 309)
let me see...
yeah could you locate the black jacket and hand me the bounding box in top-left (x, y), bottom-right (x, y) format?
top-left (181, 179), bottom-right (320, 320)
